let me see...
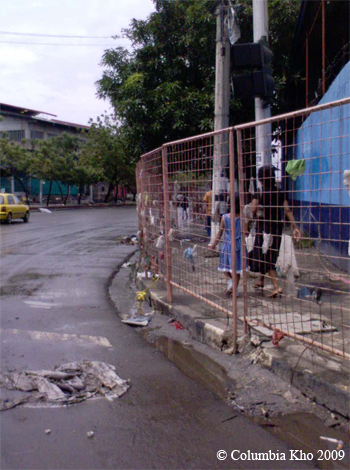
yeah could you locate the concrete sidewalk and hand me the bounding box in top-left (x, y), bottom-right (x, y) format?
top-left (137, 275), bottom-right (350, 421)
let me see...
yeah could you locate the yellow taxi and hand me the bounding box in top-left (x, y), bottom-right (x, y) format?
top-left (0, 193), bottom-right (30, 224)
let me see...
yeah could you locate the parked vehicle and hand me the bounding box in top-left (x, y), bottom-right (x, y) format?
top-left (0, 193), bottom-right (30, 224)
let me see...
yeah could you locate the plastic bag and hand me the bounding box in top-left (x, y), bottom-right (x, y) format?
top-left (168, 229), bottom-right (175, 242)
top-left (262, 232), bottom-right (273, 255)
top-left (285, 265), bottom-right (296, 297)
top-left (276, 234), bottom-right (299, 276)
top-left (149, 209), bottom-right (155, 226)
top-left (155, 235), bottom-right (165, 249)
top-left (245, 231), bottom-right (256, 253)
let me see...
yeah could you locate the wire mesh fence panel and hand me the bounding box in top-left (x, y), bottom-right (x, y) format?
top-left (236, 97), bottom-right (350, 359)
top-left (161, 130), bottom-right (240, 319)
top-left (137, 148), bottom-right (165, 278)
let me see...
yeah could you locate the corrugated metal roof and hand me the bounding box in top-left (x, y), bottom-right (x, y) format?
top-left (51, 119), bottom-right (90, 129)
top-left (0, 102), bottom-right (57, 117)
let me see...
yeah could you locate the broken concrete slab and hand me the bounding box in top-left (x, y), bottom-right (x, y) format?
top-left (0, 361), bottom-right (130, 409)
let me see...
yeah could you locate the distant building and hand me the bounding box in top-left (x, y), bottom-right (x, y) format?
top-left (0, 103), bottom-right (90, 200)
top-left (0, 103), bottom-right (89, 142)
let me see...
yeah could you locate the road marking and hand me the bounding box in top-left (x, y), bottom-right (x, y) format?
top-left (24, 300), bottom-right (62, 309)
top-left (0, 328), bottom-right (113, 348)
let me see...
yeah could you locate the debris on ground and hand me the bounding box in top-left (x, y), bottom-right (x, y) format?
top-left (39, 208), bottom-right (52, 214)
top-left (136, 289), bottom-right (148, 301)
top-left (136, 272), bottom-right (153, 279)
top-left (87, 431), bottom-right (94, 438)
top-left (122, 262), bottom-right (131, 268)
top-left (0, 361), bottom-right (130, 410)
top-left (121, 236), bottom-right (138, 245)
top-left (45, 429), bottom-right (51, 434)
top-left (320, 436), bottom-right (344, 450)
top-left (231, 400), bottom-right (245, 413)
top-left (121, 317), bottom-right (150, 327)
top-left (272, 329), bottom-right (285, 346)
top-left (0, 395), bottom-right (32, 411)
top-left (297, 286), bottom-right (323, 304)
top-left (250, 335), bottom-right (261, 347)
top-left (283, 390), bottom-right (299, 404)
top-left (170, 320), bottom-right (184, 330)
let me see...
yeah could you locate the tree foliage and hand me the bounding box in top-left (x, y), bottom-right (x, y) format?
top-left (0, 137), bottom-right (32, 201)
top-left (96, 0), bottom-right (301, 158)
top-left (80, 115), bottom-right (127, 202)
top-left (30, 133), bottom-right (99, 205)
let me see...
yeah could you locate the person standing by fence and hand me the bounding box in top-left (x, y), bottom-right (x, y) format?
top-left (203, 188), bottom-right (212, 239)
top-left (209, 195), bottom-right (242, 296)
top-left (248, 165), bottom-right (300, 298)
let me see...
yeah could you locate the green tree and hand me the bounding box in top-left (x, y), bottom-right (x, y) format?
top-left (81, 115), bottom-right (127, 203)
top-left (30, 138), bottom-right (59, 206)
top-left (96, 0), bottom-right (301, 158)
top-left (31, 134), bottom-right (100, 206)
top-left (96, 0), bottom-right (216, 157)
top-left (0, 137), bottom-right (32, 203)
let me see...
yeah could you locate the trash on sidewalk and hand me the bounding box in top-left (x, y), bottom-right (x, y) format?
top-left (0, 361), bottom-right (130, 409)
top-left (320, 436), bottom-right (344, 450)
top-left (272, 329), bottom-right (285, 346)
top-left (168, 229), bottom-right (175, 242)
top-left (155, 235), bottom-right (165, 249)
top-left (170, 320), bottom-right (184, 330)
top-left (136, 271), bottom-right (153, 279)
top-left (121, 236), bottom-right (138, 245)
top-left (87, 431), bottom-right (94, 438)
top-left (184, 246), bottom-right (197, 272)
top-left (39, 208), bottom-right (52, 214)
top-left (250, 335), bottom-right (261, 347)
top-left (121, 317), bottom-right (150, 327)
top-left (136, 290), bottom-right (147, 301)
top-left (45, 429), bottom-right (51, 434)
top-left (122, 262), bottom-right (131, 268)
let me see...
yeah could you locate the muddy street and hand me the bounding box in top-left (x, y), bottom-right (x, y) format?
top-left (0, 207), bottom-right (315, 469)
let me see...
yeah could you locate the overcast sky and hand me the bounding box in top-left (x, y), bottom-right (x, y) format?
top-left (0, 0), bottom-right (155, 125)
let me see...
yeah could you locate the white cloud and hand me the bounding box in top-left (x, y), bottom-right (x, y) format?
top-left (0, 46), bottom-right (38, 66)
top-left (0, 0), bottom-right (154, 124)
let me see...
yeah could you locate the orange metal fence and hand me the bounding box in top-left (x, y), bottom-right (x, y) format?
top-left (137, 98), bottom-right (350, 359)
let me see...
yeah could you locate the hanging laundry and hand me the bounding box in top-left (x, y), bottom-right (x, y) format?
top-left (286, 159), bottom-right (306, 181)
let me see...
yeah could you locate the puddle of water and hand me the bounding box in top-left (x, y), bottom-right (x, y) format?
top-left (146, 333), bottom-right (349, 469)
top-left (260, 412), bottom-right (349, 470)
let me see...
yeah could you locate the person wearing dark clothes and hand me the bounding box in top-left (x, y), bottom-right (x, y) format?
top-left (181, 194), bottom-right (189, 220)
top-left (248, 165), bottom-right (300, 298)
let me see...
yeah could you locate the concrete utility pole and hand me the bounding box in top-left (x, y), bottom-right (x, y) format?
top-left (39, 180), bottom-right (43, 204)
top-left (253, 0), bottom-right (271, 167)
top-left (212, 0), bottom-right (230, 240)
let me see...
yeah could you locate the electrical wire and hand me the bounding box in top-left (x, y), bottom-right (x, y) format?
top-left (0, 40), bottom-right (129, 47)
top-left (0, 30), bottom-right (127, 39)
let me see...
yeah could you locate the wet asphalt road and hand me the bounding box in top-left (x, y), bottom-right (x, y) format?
top-left (0, 208), bottom-right (314, 470)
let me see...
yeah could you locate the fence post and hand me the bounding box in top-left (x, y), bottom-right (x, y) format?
top-left (236, 129), bottom-right (248, 334)
top-left (229, 129), bottom-right (238, 353)
top-left (162, 145), bottom-right (173, 302)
